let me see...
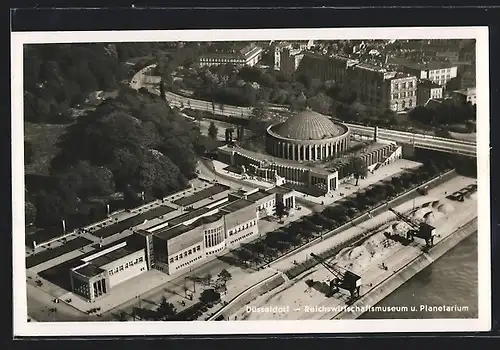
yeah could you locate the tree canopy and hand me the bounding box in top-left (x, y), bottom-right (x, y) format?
top-left (31, 88), bottom-right (201, 227)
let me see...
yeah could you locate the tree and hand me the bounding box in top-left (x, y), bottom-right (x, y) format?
top-left (348, 156), bottom-right (368, 186)
top-left (25, 201), bottom-right (37, 226)
top-left (200, 289), bottom-right (221, 305)
top-left (156, 296), bottom-right (177, 321)
top-left (208, 121), bottom-right (218, 140)
top-left (275, 201), bottom-right (288, 222)
top-left (218, 269), bottom-right (232, 283)
top-left (248, 101), bottom-right (269, 134)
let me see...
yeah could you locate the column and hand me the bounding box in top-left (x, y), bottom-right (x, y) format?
top-left (302, 145), bottom-right (306, 161)
top-left (292, 144), bottom-right (296, 161)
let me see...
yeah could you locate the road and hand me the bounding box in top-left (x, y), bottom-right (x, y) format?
top-left (144, 85), bottom-right (478, 157)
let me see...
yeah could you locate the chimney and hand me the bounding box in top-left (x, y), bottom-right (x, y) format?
top-left (61, 219), bottom-right (66, 234)
top-left (374, 126), bottom-right (379, 142)
top-left (106, 204), bottom-right (110, 217)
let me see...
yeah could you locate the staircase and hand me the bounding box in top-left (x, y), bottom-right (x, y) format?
top-left (374, 144), bottom-right (400, 171)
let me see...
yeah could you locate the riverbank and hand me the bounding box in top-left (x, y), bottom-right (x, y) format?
top-left (334, 217), bottom-right (478, 320)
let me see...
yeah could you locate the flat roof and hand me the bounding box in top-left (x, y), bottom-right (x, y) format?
top-left (267, 186), bottom-right (294, 195)
top-left (220, 198), bottom-right (255, 213)
top-left (91, 205), bottom-right (176, 238)
top-left (89, 247), bottom-right (138, 267)
top-left (172, 184), bottom-right (230, 207)
top-left (74, 264), bottom-right (105, 278)
top-left (246, 189), bottom-right (272, 202)
top-left (154, 223), bottom-right (196, 241)
top-left (167, 207), bottom-right (211, 227)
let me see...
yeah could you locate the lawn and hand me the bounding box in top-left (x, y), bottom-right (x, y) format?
top-left (24, 122), bottom-right (69, 175)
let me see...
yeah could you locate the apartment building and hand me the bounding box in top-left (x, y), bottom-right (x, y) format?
top-left (296, 53), bottom-right (417, 113)
top-left (417, 79), bottom-right (443, 106)
top-left (451, 87), bottom-right (476, 105)
top-left (399, 61), bottom-right (458, 86)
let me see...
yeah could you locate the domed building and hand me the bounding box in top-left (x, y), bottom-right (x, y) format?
top-left (265, 109), bottom-right (350, 161)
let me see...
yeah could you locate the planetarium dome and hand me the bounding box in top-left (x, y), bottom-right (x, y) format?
top-left (265, 109), bottom-right (350, 161)
top-left (274, 110), bottom-right (344, 140)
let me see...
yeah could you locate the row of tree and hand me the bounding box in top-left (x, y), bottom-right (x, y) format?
top-left (232, 159), bottom-right (450, 266)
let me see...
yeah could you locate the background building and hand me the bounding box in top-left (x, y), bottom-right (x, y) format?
top-left (296, 54), bottom-right (417, 113)
top-left (198, 43), bottom-right (263, 67)
top-left (417, 79), bottom-right (444, 106)
top-left (397, 60), bottom-right (458, 86)
top-left (451, 87), bottom-right (476, 105)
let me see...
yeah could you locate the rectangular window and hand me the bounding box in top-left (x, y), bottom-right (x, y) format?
top-left (114, 267), bottom-right (119, 273)
top-left (184, 252), bottom-right (188, 257)
top-left (109, 270), bottom-right (113, 275)
top-left (138, 257), bottom-right (143, 262)
top-left (197, 245), bottom-right (201, 251)
top-left (175, 256), bottom-right (178, 261)
top-left (125, 263), bottom-right (129, 268)
top-left (170, 258), bottom-right (174, 263)
top-left (119, 265), bottom-right (124, 271)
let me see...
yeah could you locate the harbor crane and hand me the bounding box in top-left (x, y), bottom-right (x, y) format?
top-left (388, 208), bottom-right (436, 248)
top-left (310, 253), bottom-right (362, 300)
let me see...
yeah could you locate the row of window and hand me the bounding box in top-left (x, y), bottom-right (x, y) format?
top-left (392, 91), bottom-right (416, 99)
top-left (430, 68), bottom-right (451, 75)
top-left (230, 231), bottom-right (255, 245)
top-left (175, 255), bottom-right (203, 270)
top-left (108, 257), bottom-right (143, 275)
top-left (392, 99), bottom-right (413, 109)
top-left (228, 220), bottom-right (256, 236)
top-left (206, 246), bottom-right (225, 255)
top-left (257, 200), bottom-right (275, 211)
top-left (170, 245), bottom-right (202, 263)
top-left (204, 226), bottom-right (223, 235)
top-left (393, 81), bottom-right (415, 90)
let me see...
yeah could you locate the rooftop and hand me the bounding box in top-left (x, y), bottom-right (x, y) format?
top-left (73, 264), bottom-right (105, 278)
top-left (166, 200), bottom-right (229, 227)
top-left (272, 110), bottom-right (347, 140)
top-left (391, 57), bottom-right (456, 71)
top-left (246, 189), bottom-right (273, 202)
top-left (267, 186), bottom-right (294, 195)
top-left (172, 184), bottom-right (230, 207)
top-left (89, 247), bottom-right (138, 268)
top-left (220, 198), bottom-right (255, 214)
top-left (419, 79), bottom-right (442, 89)
top-left (154, 223), bottom-right (198, 241)
top-left (91, 205), bottom-right (176, 238)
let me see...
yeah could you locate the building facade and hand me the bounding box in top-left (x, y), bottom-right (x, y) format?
top-left (296, 54), bottom-right (417, 112)
top-left (265, 110), bottom-right (351, 162)
top-left (451, 88), bottom-right (476, 105)
top-left (217, 110), bottom-right (402, 196)
top-left (400, 62), bottom-right (458, 86)
top-left (69, 240), bottom-right (147, 301)
top-left (198, 44), bottom-right (263, 67)
top-left (417, 80), bottom-right (444, 106)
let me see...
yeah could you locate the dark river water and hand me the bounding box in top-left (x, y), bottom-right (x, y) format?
top-left (360, 232), bottom-right (478, 319)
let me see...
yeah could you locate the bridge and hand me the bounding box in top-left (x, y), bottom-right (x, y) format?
top-left (145, 87), bottom-right (477, 158)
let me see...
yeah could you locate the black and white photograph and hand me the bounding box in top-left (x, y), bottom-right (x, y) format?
top-left (11, 27), bottom-right (490, 336)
